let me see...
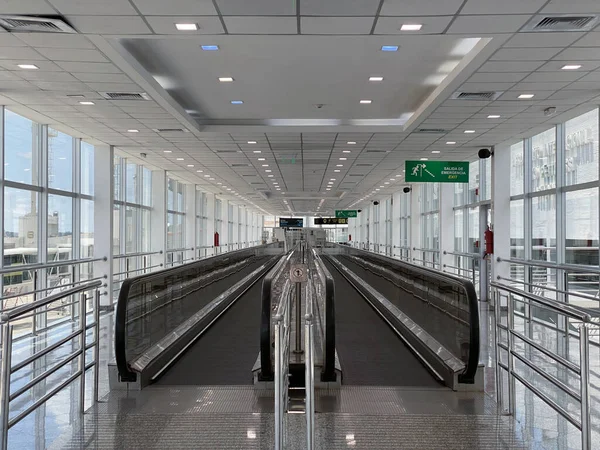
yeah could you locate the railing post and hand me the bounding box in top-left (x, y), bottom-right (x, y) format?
top-left (32, 271), bottom-right (38, 336)
top-left (93, 289), bottom-right (100, 403)
top-left (493, 288), bottom-right (504, 413)
top-left (0, 324), bottom-right (12, 450)
top-left (78, 292), bottom-right (86, 413)
top-left (305, 313), bottom-right (314, 450)
top-left (507, 293), bottom-right (516, 415)
top-left (580, 323), bottom-right (591, 450)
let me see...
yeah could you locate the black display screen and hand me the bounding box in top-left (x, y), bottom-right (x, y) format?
top-left (314, 218), bottom-right (348, 225)
top-left (279, 218), bottom-right (304, 228)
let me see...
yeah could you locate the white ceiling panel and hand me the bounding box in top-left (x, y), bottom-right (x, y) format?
top-left (56, 61), bottom-right (123, 73)
top-left (132, 0), bottom-right (217, 15)
top-left (578, 72), bottom-right (600, 82)
top-left (0, 60), bottom-right (63, 71)
top-left (18, 71), bottom-right (78, 82)
top-left (573, 32), bottom-right (600, 47)
top-left (512, 81), bottom-right (572, 91)
top-left (16, 34), bottom-right (95, 49)
top-left (66, 15), bottom-right (152, 34)
top-left (0, 34), bottom-right (28, 47)
top-left (72, 72), bottom-right (132, 83)
top-left (0, 47), bottom-right (44, 60)
top-left (468, 72), bottom-right (528, 83)
top-left (216, 0), bottom-right (296, 16)
top-left (490, 47), bottom-right (563, 61)
top-left (301, 17), bottom-right (375, 34)
top-left (301, 0), bottom-right (381, 16)
top-left (461, 0), bottom-right (546, 14)
top-left (536, 60), bottom-right (600, 71)
top-left (145, 16), bottom-right (225, 34)
top-left (522, 71), bottom-right (586, 82)
top-left (224, 16), bottom-right (297, 34)
top-left (541, 0), bottom-right (600, 13)
top-left (374, 16), bottom-right (453, 35)
top-left (0, 0), bottom-right (57, 14)
top-left (39, 48), bottom-right (108, 63)
top-left (380, 0), bottom-right (463, 16)
top-left (477, 60), bottom-right (545, 72)
top-left (447, 15), bottom-right (532, 34)
top-left (49, 0), bottom-right (137, 15)
top-left (503, 32), bottom-right (585, 48)
top-left (553, 47), bottom-right (600, 60)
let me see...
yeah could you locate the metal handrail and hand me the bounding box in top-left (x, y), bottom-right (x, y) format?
top-left (274, 280), bottom-right (292, 450)
top-left (0, 275), bottom-right (107, 302)
top-left (113, 250), bottom-right (163, 259)
top-left (444, 250), bottom-right (481, 259)
top-left (114, 264), bottom-right (163, 277)
top-left (412, 247), bottom-right (440, 253)
top-left (305, 277), bottom-right (315, 450)
top-left (497, 257), bottom-right (600, 275)
top-left (165, 247), bottom-right (194, 253)
top-left (496, 276), bottom-right (600, 303)
top-left (0, 256), bottom-right (107, 275)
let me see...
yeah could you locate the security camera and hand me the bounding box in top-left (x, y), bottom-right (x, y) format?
top-left (140, 152), bottom-right (147, 158)
top-left (358, 209), bottom-right (362, 213)
top-left (373, 200), bottom-right (380, 206)
top-left (403, 187), bottom-right (411, 194)
top-left (478, 148), bottom-right (492, 159)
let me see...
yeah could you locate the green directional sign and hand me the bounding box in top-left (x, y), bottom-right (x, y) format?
top-left (335, 210), bottom-right (357, 219)
top-left (405, 160), bottom-right (469, 183)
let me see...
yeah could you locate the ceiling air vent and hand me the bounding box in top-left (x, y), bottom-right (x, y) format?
top-left (356, 164), bottom-right (373, 167)
top-left (231, 164), bottom-right (249, 167)
top-left (366, 149), bottom-right (388, 153)
top-left (250, 182), bottom-right (264, 185)
top-left (216, 150), bottom-right (237, 154)
top-left (100, 92), bottom-right (151, 101)
top-left (451, 91), bottom-right (503, 101)
top-left (0, 15), bottom-right (77, 33)
top-left (416, 128), bottom-right (448, 134)
top-left (523, 15), bottom-right (599, 32)
top-left (153, 128), bottom-right (186, 133)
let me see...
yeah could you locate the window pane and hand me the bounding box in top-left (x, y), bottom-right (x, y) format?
top-left (4, 188), bottom-right (38, 263)
top-left (141, 209), bottom-right (151, 252)
top-left (125, 206), bottom-right (137, 253)
top-left (48, 194), bottom-right (73, 259)
top-left (126, 163), bottom-right (137, 203)
top-left (510, 142), bottom-right (524, 196)
top-left (177, 182), bottom-right (185, 212)
top-left (143, 168), bottom-right (152, 206)
top-left (167, 213), bottom-right (175, 249)
top-left (114, 156), bottom-right (122, 201)
top-left (468, 207), bottom-right (479, 253)
top-left (565, 188), bottom-right (599, 265)
top-left (5, 110), bottom-right (40, 185)
top-left (565, 109), bottom-right (599, 186)
top-left (454, 210), bottom-right (463, 251)
top-left (81, 142), bottom-right (94, 196)
top-left (81, 199), bottom-right (94, 258)
top-left (113, 205), bottom-right (121, 255)
top-left (532, 128), bottom-right (556, 192)
top-left (468, 161), bottom-right (479, 203)
top-left (454, 182), bottom-right (465, 206)
top-left (48, 128), bottom-right (73, 191)
top-left (484, 158), bottom-right (492, 201)
top-left (510, 199), bottom-right (524, 259)
top-left (167, 179), bottom-right (176, 211)
top-left (531, 194), bottom-right (556, 262)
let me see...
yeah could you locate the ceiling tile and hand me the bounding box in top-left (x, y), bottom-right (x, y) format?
top-left (49, 0), bottom-right (137, 15)
top-left (573, 32), bottom-right (600, 47)
top-left (301, 0), bottom-right (380, 16)
top-left (18, 71), bottom-right (78, 82)
top-left (66, 15), bottom-right (152, 34)
top-left (447, 15), bottom-right (531, 34)
top-left (56, 61), bottom-right (122, 73)
top-left (380, 0), bottom-right (463, 16)
top-left (0, 47), bottom-right (45, 60)
top-left (72, 72), bottom-right (132, 83)
top-left (16, 33), bottom-right (96, 49)
top-left (553, 47), bottom-right (600, 61)
top-left (38, 48), bottom-right (108, 63)
top-left (462, 0), bottom-right (546, 14)
top-left (541, 0), bottom-right (600, 13)
top-left (217, 0), bottom-right (295, 15)
top-left (0, 34), bottom-right (28, 47)
top-left (224, 16), bottom-right (297, 34)
top-left (145, 16), bottom-right (225, 34)
top-left (503, 32), bottom-right (585, 48)
top-left (301, 17), bottom-right (374, 34)
top-left (512, 81), bottom-right (572, 91)
top-left (374, 16), bottom-right (453, 34)
top-left (478, 60), bottom-right (544, 72)
top-left (132, 0), bottom-right (217, 15)
top-left (0, 0), bottom-right (57, 14)
top-left (468, 72), bottom-right (528, 83)
top-left (490, 47), bottom-right (563, 61)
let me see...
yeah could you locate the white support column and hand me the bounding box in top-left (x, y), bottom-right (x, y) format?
top-left (440, 183), bottom-right (455, 272)
top-left (93, 145), bottom-right (114, 307)
top-left (410, 184), bottom-right (422, 259)
top-left (392, 191), bottom-right (401, 257)
top-left (184, 184), bottom-right (195, 261)
top-left (222, 200), bottom-right (230, 249)
top-left (151, 169), bottom-right (166, 269)
top-left (206, 194), bottom-right (215, 255)
top-left (492, 143), bottom-right (511, 290)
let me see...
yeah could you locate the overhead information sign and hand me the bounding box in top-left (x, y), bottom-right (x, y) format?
top-left (405, 161), bottom-right (469, 183)
top-left (279, 218), bottom-right (303, 228)
top-left (335, 210), bottom-right (357, 219)
top-left (315, 217), bottom-right (348, 225)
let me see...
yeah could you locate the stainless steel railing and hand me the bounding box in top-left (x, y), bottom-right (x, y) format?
top-left (0, 280), bottom-right (102, 450)
top-left (491, 282), bottom-right (598, 450)
top-left (305, 276), bottom-right (315, 450)
top-left (274, 279), bottom-right (292, 450)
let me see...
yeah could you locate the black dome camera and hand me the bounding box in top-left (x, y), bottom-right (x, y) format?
top-left (403, 187), bottom-right (411, 193)
top-left (478, 148), bottom-right (492, 159)
top-left (358, 209), bottom-right (362, 213)
top-left (373, 200), bottom-right (380, 206)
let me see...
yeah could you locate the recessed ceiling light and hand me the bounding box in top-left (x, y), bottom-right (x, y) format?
top-left (342, 150), bottom-right (351, 153)
top-left (446, 141), bottom-right (456, 145)
top-left (487, 115), bottom-right (501, 119)
top-left (231, 100), bottom-right (244, 104)
top-left (79, 101), bottom-right (95, 105)
top-left (176, 23), bottom-right (198, 31)
top-left (464, 130), bottom-right (475, 134)
top-left (360, 100), bottom-right (372, 104)
top-left (561, 64), bottom-right (582, 70)
top-left (396, 174), bottom-right (401, 177)
top-left (339, 157), bottom-right (347, 161)
top-left (163, 150), bottom-right (172, 153)
top-left (381, 45), bottom-right (399, 52)
top-left (265, 169), bottom-right (272, 172)
top-left (187, 164), bottom-right (194, 167)
top-left (401, 23), bottom-right (423, 31)
top-left (204, 175), bottom-right (210, 177)
top-left (380, 185), bottom-right (384, 188)
top-left (247, 141), bottom-right (257, 144)
top-left (268, 174), bottom-right (273, 177)
top-left (432, 151), bottom-right (440, 154)
top-left (384, 182), bottom-right (390, 185)
top-left (197, 170), bottom-right (203, 173)
top-left (390, 179), bottom-right (395, 181)
top-left (369, 77), bottom-right (384, 82)
top-left (276, 188), bottom-right (281, 191)
top-left (209, 178), bottom-right (215, 180)
top-left (336, 164), bottom-right (343, 167)
top-left (330, 178), bottom-right (336, 181)
top-left (217, 182), bottom-right (222, 185)
top-left (201, 45), bottom-right (219, 51)
top-left (420, 157), bottom-right (428, 161)
top-left (219, 77), bottom-right (234, 82)
top-left (518, 94), bottom-right (534, 99)
top-left (17, 64), bottom-right (38, 70)
top-left (258, 158), bottom-right (266, 161)
top-left (376, 188), bottom-right (380, 191)
top-left (334, 169), bottom-right (341, 172)
top-left (253, 150), bottom-right (261, 153)
top-left (176, 158), bottom-right (184, 161)
top-left (127, 129), bottom-right (139, 133)
top-left (262, 164), bottom-right (269, 167)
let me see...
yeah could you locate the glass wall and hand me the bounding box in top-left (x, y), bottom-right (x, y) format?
top-left (420, 183), bottom-right (440, 268)
top-left (166, 178), bottom-right (186, 266)
top-left (398, 191), bottom-right (411, 260)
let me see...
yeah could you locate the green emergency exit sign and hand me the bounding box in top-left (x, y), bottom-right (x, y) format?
top-left (405, 160), bottom-right (469, 183)
top-left (335, 210), bottom-right (357, 218)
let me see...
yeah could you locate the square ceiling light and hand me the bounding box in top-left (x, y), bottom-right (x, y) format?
top-left (176, 23), bottom-right (198, 31)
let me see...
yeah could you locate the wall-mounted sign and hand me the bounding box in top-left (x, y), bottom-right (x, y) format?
top-left (279, 218), bottom-right (303, 228)
top-left (314, 218), bottom-right (348, 225)
top-left (405, 160), bottom-right (469, 183)
top-left (335, 210), bottom-right (357, 218)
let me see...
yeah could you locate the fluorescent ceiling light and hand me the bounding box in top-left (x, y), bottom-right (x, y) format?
top-left (487, 115), bottom-right (501, 119)
top-left (400, 23), bottom-right (422, 31)
top-left (176, 23), bottom-right (198, 31)
top-left (265, 169), bottom-right (272, 172)
top-left (17, 64), bottom-right (38, 70)
top-left (231, 100), bottom-right (244, 104)
top-left (384, 182), bottom-right (390, 185)
top-left (196, 170), bottom-right (203, 172)
top-left (432, 151), bottom-right (441, 154)
top-left (219, 77), bottom-right (234, 82)
top-left (380, 185), bottom-right (384, 188)
top-left (248, 141), bottom-right (257, 144)
top-left (176, 158), bottom-right (184, 161)
top-left (253, 150), bottom-right (261, 153)
top-left (187, 164), bottom-right (194, 167)
top-left (446, 141), bottom-right (456, 145)
top-left (209, 178), bottom-right (215, 180)
top-left (334, 169), bottom-right (341, 172)
top-left (376, 188), bottom-right (380, 191)
top-left (360, 100), bottom-right (372, 104)
top-left (262, 164), bottom-right (269, 167)
top-left (127, 129), bottom-right (139, 133)
top-left (464, 130), bottom-right (475, 134)
top-left (164, 150), bottom-right (172, 153)
top-left (204, 175), bottom-right (210, 177)
top-left (79, 101), bottom-right (94, 105)
top-left (339, 157), bottom-right (347, 161)
top-left (369, 77), bottom-right (384, 82)
top-left (258, 158), bottom-right (265, 161)
top-left (420, 158), bottom-right (428, 161)
top-left (330, 178), bottom-right (336, 181)
top-left (336, 164), bottom-right (343, 167)
top-left (561, 64), bottom-right (582, 70)
top-left (201, 45), bottom-right (219, 51)
top-left (381, 45), bottom-right (399, 52)
top-left (518, 94), bottom-right (534, 99)
top-left (342, 150), bottom-right (351, 153)
top-left (268, 174), bottom-right (273, 177)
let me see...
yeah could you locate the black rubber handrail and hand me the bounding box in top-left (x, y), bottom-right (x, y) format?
top-left (115, 243), bottom-right (281, 382)
top-left (327, 243), bottom-right (480, 384)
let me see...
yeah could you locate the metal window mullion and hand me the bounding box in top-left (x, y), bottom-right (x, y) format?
top-left (524, 136), bottom-right (533, 286)
top-left (73, 139), bottom-right (81, 264)
top-left (37, 124), bottom-right (49, 332)
top-left (0, 106), bottom-right (4, 302)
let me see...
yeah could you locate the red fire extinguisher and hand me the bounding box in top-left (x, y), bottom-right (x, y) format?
top-left (214, 231), bottom-right (220, 247)
top-left (484, 225), bottom-right (494, 256)
top-left (349, 234), bottom-right (352, 242)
